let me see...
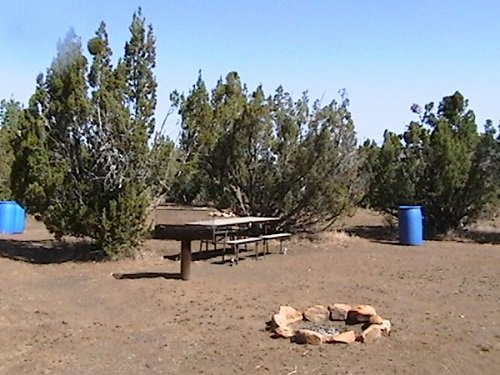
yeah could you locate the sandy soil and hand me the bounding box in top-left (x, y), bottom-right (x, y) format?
top-left (0, 209), bottom-right (499, 375)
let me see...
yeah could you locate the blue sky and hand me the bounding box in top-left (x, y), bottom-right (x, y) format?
top-left (1, 0), bottom-right (499, 143)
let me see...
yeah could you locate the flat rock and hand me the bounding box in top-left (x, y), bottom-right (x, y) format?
top-left (328, 303), bottom-right (352, 321)
top-left (271, 305), bottom-right (303, 329)
top-left (331, 330), bottom-right (356, 344)
top-left (352, 304), bottom-right (377, 317)
top-left (360, 324), bottom-right (382, 343)
top-left (304, 305), bottom-right (329, 322)
top-left (272, 313), bottom-right (288, 329)
top-left (293, 329), bottom-right (323, 345)
top-left (347, 305), bottom-right (377, 324)
top-left (278, 305), bottom-right (303, 324)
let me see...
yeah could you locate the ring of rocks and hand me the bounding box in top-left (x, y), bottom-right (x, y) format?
top-left (268, 304), bottom-right (391, 345)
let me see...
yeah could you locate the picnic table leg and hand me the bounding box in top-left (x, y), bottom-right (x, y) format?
top-left (181, 240), bottom-right (192, 281)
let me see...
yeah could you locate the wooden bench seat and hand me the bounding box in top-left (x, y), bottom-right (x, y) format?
top-left (225, 237), bottom-right (263, 263)
top-left (260, 232), bottom-right (291, 254)
top-left (260, 233), bottom-right (291, 240)
top-left (222, 233), bottom-right (291, 264)
top-left (226, 237), bottom-right (262, 245)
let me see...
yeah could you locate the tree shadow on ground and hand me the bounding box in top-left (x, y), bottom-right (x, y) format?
top-left (452, 230), bottom-right (500, 245)
top-left (346, 225), bottom-right (500, 245)
top-left (0, 238), bottom-right (105, 264)
top-left (346, 225), bottom-right (399, 244)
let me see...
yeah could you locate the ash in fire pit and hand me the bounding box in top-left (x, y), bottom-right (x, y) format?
top-left (269, 303), bottom-right (391, 345)
top-left (294, 320), bottom-right (339, 337)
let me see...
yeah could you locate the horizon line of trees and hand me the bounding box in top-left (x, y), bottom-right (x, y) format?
top-left (0, 9), bottom-right (498, 257)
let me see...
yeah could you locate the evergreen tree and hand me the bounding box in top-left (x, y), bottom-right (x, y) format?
top-left (13, 30), bottom-right (91, 238)
top-left (271, 92), bottom-right (361, 228)
top-left (170, 71), bottom-right (213, 202)
top-left (207, 84), bottom-right (273, 214)
top-left (11, 10), bottom-right (168, 257)
top-left (11, 74), bottom-right (51, 213)
top-left (12, 30), bottom-right (88, 238)
top-left (366, 92), bottom-right (499, 235)
top-left (88, 10), bottom-right (162, 255)
top-left (42, 29), bottom-right (91, 238)
top-left (97, 8), bottom-right (159, 255)
top-left (0, 99), bottom-right (22, 199)
top-left (173, 74), bottom-right (363, 230)
top-left (124, 7), bottom-right (157, 139)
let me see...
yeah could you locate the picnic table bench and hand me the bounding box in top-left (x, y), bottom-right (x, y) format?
top-left (260, 232), bottom-right (291, 254)
top-left (226, 232), bottom-right (291, 263)
top-left (226, 236), bottom-right (263, 263)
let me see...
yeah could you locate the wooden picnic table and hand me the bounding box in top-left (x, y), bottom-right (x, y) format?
top-left (186, 216), bottom-right (280, 227)
top-left (177, 216), bottom-right (279, 280)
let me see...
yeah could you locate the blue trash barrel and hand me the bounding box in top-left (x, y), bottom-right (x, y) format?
top-left (14, 203), bottom-right (26, 234)
top-left (0, 201), bottom-right (18, 234)
top-left (398, 205), bottom-right (424, 245)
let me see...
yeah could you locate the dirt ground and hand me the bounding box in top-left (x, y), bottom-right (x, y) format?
top-left (0, 209), bottom-right (499, 375)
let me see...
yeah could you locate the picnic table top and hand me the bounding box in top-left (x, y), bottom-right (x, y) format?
top-left (185, 216), bottom-right (279, 227)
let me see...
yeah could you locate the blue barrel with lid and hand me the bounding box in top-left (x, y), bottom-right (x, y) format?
top-left (0, 201), bottom-right (17, 234)
top-left (398, 205), bottom-right (424, 245)
top-left (14, 203), bottom-right (26, 233)
top-left (0, 201), bottom-right (26, 234)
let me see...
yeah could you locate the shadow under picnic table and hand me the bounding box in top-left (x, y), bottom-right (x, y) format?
top-left (163, 244), bottom-right (265, 265)
top-left (112, 272), bottom-right (182, 280)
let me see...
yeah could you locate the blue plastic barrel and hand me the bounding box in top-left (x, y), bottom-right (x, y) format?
top-left (0, 201), bottom-right (26, 234)
top-left (398, 205), bottom-right (424, 245)
top-left (14, 203), bottom-right (26, 233)
top-left (0, 201), bottom-right (18, 234)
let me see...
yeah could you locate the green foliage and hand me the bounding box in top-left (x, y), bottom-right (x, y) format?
top-left (98, 184), bottom-right (150, 257)
top-left (170, 71), bottom-right (214, 203)
top-left (366, 92), bottom-right (499, 236)
top-left (358, 138), bottom-right (379, 207)
top-left (11, 75), bottom-right (52, 213)
top-left (172, 73), bottom-right (363, 230)
top-left (11, 10), bottom-right (171, 257)
top-left (0, 99), bottom-right (22, 200)
top-left (148, 135), bottom-right (176, 198)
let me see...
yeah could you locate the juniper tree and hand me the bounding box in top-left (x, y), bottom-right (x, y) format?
top-left (86, 21), bottom-right (146, 254)
top-left (11, 28), bottom-right (89, 237)
top-left (207, 84), bottom-right (273, 214)
top-left (42, 29), bottom-right (91, 238)
top-left (87, 10), bottom-right (162, 255)
top-left (366, 92), bottom-right (499, 235)
top-left (10, 74), bottom-right (51, 213)
top-left (0, 99), bottom-right (22, 199)
top-left (269, 92), bottom-right (361, 229)
top-left (173, 73), bottom-right (363, 230)
top-left (170, 71), bottom-right (213, 202)
top-left (12, 10), bottom-right (169, 256)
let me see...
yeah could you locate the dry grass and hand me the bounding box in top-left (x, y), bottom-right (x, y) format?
top-left (305, 230), bottom-right (357, 247)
